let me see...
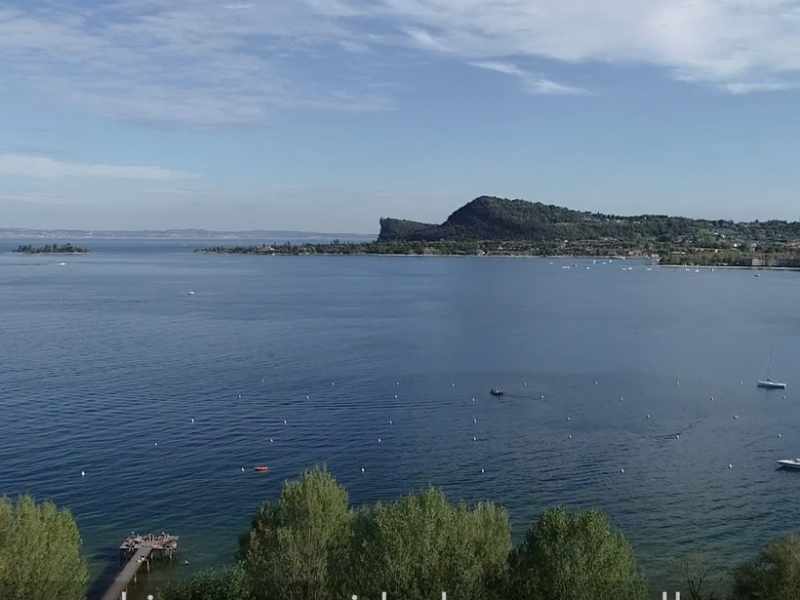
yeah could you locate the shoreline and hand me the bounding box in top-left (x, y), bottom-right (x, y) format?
top-left (200, 251), bottom-right (800, 271)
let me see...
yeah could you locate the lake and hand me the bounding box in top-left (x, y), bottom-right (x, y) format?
top-left (1, 240), bottom-right (799, 596)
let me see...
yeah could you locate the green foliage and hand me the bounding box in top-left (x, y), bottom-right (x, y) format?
top-left (0, 495), bottom-right (88, 600)
top-left (201, 196), bottom-right (800, 263)
top-left (15, 243), bottom-right (88, 254)
top-left (240, 467), bottom-right (350, 600)
top-left (678, 554), bottom-right (722, 600)
top-left (733, 534), bottom-right (800, 600)
top-left (379, 195), bottom-right (800, 244)
top-left (347, 488), bottom-right (511, 600)
top-left (161, 564), bottom-right (248, 600)
top-left (510, 506), bottom-right (646, 600)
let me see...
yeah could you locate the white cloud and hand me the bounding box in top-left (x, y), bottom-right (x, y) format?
top-left (723, 81), bottom-right (800, 94)
top-left (0, 154), bottom-right (196, 181)
top-left (2, 0), bottom-right (800, 128)
top-left (364, 0), bottom-right (800, 94)
top-left (469, 61), bottom-right (587, 95)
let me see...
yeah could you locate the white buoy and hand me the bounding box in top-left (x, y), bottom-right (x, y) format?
top-left (567, 416), bottom-right (571, 422)
top-left (728, 464), bottom-right (734, 470)
top-left (473, 417), bottom-right (477, 424)
top-left (269, 438), bottom-right (274, 444)
top-left (283, 418), bottom-right (287, 425)
top-left (241, 466), bottom-right (245, 472)
top-left (190, 418), bottom-right (195, 424)
top-left (306, 395), bottom-right (310, 400)
top-left (619, 467), bottom-right (625, 474)
top-left (361, 465), bottom-right (365, 473)
top-left (377, 437), bottom-right (382, 444)
top-left (388, 418), bottom-right (393, 425)
top-left (778, 433), bottom-right (783, 439)
top-left (473, 435), bottom-right (478, 442)
top-left (154, 442), bottom-right (158, 447)
top-left (81, 470), bottom-right (86, 477)
top-left (394, 394), bottom-right (398, 400)
top-left (481, 467), bottom-right (485, 474)
top-left (568, 434), bottom-right (573, 440)
top-left (646, 413), bottom-right (652, 419)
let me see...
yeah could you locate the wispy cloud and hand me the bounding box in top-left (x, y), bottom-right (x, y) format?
top-left (469, 61), bottom-right (588, 96)
top-left (0, 154), bottom-right (196, 181)
top-left (723, 81), bottom-right (800, 95)
top-left (2, 0), bottom-right (800, 129)
top-left (367, 0), bottom-right (800, 95)
top-left (0, 3), bottom-right (389, 126)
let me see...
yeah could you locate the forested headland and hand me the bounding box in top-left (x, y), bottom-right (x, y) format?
top-left (199, 196), bottom-right (800, 267)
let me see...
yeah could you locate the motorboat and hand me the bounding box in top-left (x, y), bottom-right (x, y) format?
top-left (758, 379), bottom-right (787, 390)
top-left (490, 389), bottom-right (505, 397)
top-left (777, 458), bottom-right (800, 470)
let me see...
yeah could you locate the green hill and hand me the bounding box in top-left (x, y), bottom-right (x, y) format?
top-left (378, 196), bottom-right (800, 243)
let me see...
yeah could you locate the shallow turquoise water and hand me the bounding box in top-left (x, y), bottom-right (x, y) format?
top-left (1, 241), bottom-right (799, 595)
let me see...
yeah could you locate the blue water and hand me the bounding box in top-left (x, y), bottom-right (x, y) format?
top-left (2, 240), bottom-right (800, 594)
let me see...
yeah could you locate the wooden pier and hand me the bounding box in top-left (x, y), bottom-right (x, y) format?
top-left (100, 533), bottom-right (178, 600)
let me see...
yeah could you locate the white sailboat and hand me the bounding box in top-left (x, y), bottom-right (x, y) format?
top-left (759, 349), bottom-right (787, 390)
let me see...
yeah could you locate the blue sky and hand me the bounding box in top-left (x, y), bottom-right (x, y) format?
top-left (3, 1), bottom-right (800, 232)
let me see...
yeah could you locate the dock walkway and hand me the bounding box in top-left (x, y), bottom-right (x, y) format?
top-left (100, 533), bottom-right (178, 600)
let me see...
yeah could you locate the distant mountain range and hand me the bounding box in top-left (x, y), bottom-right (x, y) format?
top-left (379, 196), bottom-right (800, 242)
top-left (0, 228), bottom-right (374, 242)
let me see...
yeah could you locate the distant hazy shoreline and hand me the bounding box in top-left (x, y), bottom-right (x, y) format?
top-left (0, 228), bottom-right (375, 242)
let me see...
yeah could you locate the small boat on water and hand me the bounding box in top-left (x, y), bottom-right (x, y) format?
top-left (777, 458), bottom-right (800, 470)
top-left (758, 379), bottom-right (787, 390)
top-left (490, 389), bottom-right (505, 397)
top-left (254, 465), bottom-right (270, 473)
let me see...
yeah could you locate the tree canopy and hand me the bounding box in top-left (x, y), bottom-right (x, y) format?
top-left (0, 495), bottom-right (88, 600)
top-left (240, 466), bottom-right (350, 600)
top-left (509, 506), bottom-right (647, 600)
top-left (733, 533), bottom-right (800, 600)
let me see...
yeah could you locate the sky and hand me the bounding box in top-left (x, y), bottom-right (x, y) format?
top-left (3, 1), bottom-right (800, 233)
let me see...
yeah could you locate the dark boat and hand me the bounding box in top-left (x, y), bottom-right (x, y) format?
top-left (490, 389), bottom-right (504, 397)
top-left (254, 465), bottom-right (270, 473)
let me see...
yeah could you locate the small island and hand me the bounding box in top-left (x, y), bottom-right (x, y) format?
top-left (15, 243), bottom-right (89, 254)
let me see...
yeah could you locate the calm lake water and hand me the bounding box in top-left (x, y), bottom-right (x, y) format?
top-left (2, 240), bottom-right (800, 596)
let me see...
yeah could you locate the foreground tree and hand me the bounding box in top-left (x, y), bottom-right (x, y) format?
top-left (510, 506), bottom-right (646, 600)
top-left (348, 487), bottom-right (512, 600)
top-left (161, 564), bottom-right (248, 600)
top-left (0, 495), bottom-right (88, 600)
top-left (733, 534), bottom-right (800, 600)
top-left (240, 467), bottom-right (350, 600)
